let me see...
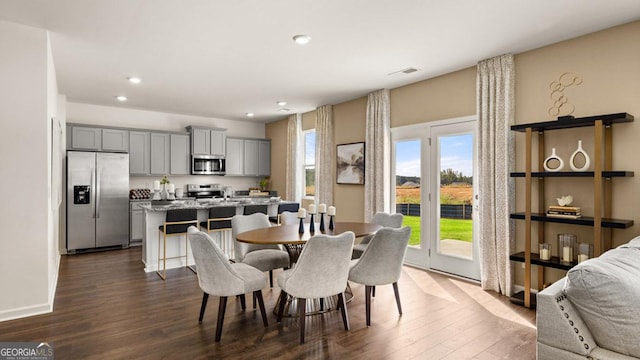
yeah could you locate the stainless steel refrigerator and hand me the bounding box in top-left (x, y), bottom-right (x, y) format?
top-left (67, 151), bottom-right (130, 252)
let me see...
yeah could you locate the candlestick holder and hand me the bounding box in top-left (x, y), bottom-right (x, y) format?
top-left (329, 215), bottom-right (334, 230)
top-left (166, 191), bottom-right (176, 201)
top-left (152, 189), bottom-right (162, 200)
top-left (309, 214), bottom-right (315, 233)
top-left (319, 212), bottom-right (326, 231)
top-left (298, 217), bottom-right (305, 234)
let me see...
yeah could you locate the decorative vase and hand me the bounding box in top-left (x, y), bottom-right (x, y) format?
top-left (298, 218), bottom-right (305, 234)
top-left (543, 148), bottom-right (564, 172)
top-left (569, 140), bottom-right (590, 172)
top-left (319, 213), bottom-right (325, 231)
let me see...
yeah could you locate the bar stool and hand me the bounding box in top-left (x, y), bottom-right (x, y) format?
top-left (269, 202), bottom-right (300, 225)
top-left (200, 205), bottom-right (236, 258)
top-left (243, 204), bottom-right (268, 215)
top-left (157, 208), bottom-right (198, 280)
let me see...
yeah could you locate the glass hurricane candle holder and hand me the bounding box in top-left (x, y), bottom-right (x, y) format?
top-left (578, 242), bottom-right (592, 263)
top-left (539, 243), bottom-right (551, 261)
top-left (558, 233), bottom-right (577, 263)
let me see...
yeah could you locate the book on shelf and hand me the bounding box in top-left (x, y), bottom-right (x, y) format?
top-left (547, 210), bottom-right (582, 216)
top-left (548, 205), bottom-right (581, 212)
top-left (546, 212), bottom-right (582, 219)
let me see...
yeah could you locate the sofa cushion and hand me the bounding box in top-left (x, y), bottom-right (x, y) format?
top-left (564, 239), bottom-right (640, 358)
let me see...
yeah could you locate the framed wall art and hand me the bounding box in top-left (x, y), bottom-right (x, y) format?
top-left (336, 142), bottom-right (365, 184)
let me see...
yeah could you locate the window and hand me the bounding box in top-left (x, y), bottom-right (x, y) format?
top-left (304, 130), bottom-right (316, 197)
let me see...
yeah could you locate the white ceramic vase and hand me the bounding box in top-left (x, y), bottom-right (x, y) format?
top-left (569, 140), bottom-right (590, 172)
top-left (543, 147), bottom-right (564, 172)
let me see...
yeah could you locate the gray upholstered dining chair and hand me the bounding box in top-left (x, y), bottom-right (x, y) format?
top-left (352, 212), bottom-right (404, 259)
top-left (187, 227), bottom-right (268, 342)
top-left (232, 213), bottom-right (290, 288)
top-left (279, 211), bottom-right (304, 226)
top-left (348, 226), bottom-right (411, 326)
top-left (276, 231), bottom-right (355, 344)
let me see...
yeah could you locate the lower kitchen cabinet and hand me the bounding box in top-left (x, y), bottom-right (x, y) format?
top-left (130, 201), bottom-right (149, 245)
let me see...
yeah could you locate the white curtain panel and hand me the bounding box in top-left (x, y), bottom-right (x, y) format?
top-left (286, 113), bottom-right (303, 202)
top-left (364, 89), bottom-right (390, 222)
top-left (477, 53), bottom-right (515, 296)
top-left (315, 105), bottom-right (334, 207)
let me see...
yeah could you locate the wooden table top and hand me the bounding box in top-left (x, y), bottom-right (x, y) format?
top-left (236, 222), bottom-right (381, 245)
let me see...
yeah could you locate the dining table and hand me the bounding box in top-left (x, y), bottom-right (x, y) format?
top-left (236, 221), bottom-right (382, 317)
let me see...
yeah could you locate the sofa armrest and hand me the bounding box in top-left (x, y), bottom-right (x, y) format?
top-left (536, 279), bottom-right (597, 358)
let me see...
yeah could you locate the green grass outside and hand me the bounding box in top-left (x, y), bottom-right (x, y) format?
top-left (402, 215), bottom-right (473, 246)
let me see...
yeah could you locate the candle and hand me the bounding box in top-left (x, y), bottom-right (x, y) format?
top-left (327, 206), bottom-right (336, 216)
top-left (297, 208), bottom-right (306, 219)
top-left (153, 180), bottom-right (160, 191)
top-left (168, 183), bottom-right (175, 192)
top-left (562, 246), bottom-right (572, 262)
top-left (318, 204), bottom-right (327, 213)
top-left (578, 254), bottom-right (589, 263)
top-left (540, 248), bottom-right (550, 261)
top-left (308, 204), bottom-right (316, 214)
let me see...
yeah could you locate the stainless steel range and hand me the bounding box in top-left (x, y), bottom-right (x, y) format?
top-left (186, 184), bottom-right (223, 199)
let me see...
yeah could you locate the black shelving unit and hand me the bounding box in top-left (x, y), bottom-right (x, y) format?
top-left (509, 112), bottom-right (634, 308)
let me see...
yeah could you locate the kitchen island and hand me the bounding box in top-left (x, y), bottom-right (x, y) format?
top-left (140, 199), bottom-right (288, 273)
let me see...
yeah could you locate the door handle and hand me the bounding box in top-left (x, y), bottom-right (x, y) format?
top-left (95, 168), bottom-right (101, 218)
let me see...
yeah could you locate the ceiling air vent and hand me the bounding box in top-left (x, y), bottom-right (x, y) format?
top-left (388, 67), bottom-right (420, 76)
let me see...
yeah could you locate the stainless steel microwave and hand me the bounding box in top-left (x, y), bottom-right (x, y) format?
top-left (192, 155), bottom-right (226, 175)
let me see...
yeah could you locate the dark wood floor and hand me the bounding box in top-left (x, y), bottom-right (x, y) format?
top-left (0, 247), bottom-right (536, 359)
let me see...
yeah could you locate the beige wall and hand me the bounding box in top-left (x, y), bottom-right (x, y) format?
top-left (265, 20), bottom-right (640, 289)
top-left (513, 20), bottom-right (640, 286)
top-left (265, 117), bottom-right (288, 198)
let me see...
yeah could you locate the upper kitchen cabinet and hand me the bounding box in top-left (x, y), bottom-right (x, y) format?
top-left (68, 125), bottom-right (128, 152)
top-left (227, 137), bottom-right (270, 177)
top-left (129, 131), bottom-right (150, 175)
top-left (170, 134), bottom-right (190, 175)
top-left (187, 126), bottom-right (226, 156)
top-left (150, 133), bottom-right (170, 175)
top-left (129, 131), bottom-right (190, 176)
top-left (225, 137), bottom-right (244, 176)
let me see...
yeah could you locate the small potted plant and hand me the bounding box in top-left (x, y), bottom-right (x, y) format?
top-left (259, 176), bottom-right (271, 191)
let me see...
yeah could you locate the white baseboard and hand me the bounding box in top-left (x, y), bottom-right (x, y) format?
top-left (0, 302), bottom-right (53, 323)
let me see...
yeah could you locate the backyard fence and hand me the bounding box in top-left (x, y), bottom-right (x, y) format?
top-left (396, 203), bottom-right (473, 219)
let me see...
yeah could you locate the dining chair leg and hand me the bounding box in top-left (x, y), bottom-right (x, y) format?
top-left (199, 293), bottom-right (209, 323)
top-left (338, 292), bottom-right (350, 331)
top-left (372, 285), bottom-right (376, 297)
top-left (253, 292), bottom-right (257, 310)
top-left (277, 290), bottom-right (288, 323)
top-left (298, 298), bottom-right (307, 344)
top-left (215, 296), bottom-right (228, 342)
top-left (320, 298), bottom-right (324, 311)
top-left (365, 285), bottom-right (372, 327)
top-left (393, 282), bottom-right (403, 315)
top-left (254, 290), bottom-right (268, 327)
top-left (239, 294), bottom-right (246, 310)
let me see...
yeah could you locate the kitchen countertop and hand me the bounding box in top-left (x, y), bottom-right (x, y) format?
top-left (140, 198), bottom-right (291, 212)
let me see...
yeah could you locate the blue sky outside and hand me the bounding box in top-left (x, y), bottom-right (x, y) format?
top-left (396, 133), bottom-right (473, 177)
top-left (305, 131), bottom-right (315, 164)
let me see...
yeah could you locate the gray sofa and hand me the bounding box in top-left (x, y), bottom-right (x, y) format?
top-left (536, 237), bottom-right (640, 359)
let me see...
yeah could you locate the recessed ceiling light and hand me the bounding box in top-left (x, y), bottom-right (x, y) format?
top-left (278, 108), bottom-right (291, 112)
top-left (276, 100), bottom-right (287, 106)
top-left (246, 112), bottom-right (255, 117)
top-left (292, 34), bottom-right (311, 45)
top-left (116, 95), bottom-right (127, 101)
top-left (128, 77), bottom-right (141, 84)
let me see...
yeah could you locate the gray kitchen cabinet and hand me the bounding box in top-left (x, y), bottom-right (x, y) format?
top-left (243, 139), bottom-right (259, 176)
top-left (129, 131), bottom-right (150, 175)
top-left (210, 129), bottom-right (226, 156)
top-left (188, 126), bottom-right (227, 156)
top-left (70, 126), bottom-right (101, 150)
top-left (228, 138), bottom-right (270, 177)
top-left (101, 128), bottom-right (129, 152)
top-left (69, 125), bottom-right (129, 152)
top-left (129, 201), bottom-right (148, 244)
top-left (258, 140), bottom-right (271, 176)
top-left (225, 137), bottom-right (244, 176)
top-left (150, 133), bottom-right (170, 175)
top-left (170, 134), bottom-right (190, 175)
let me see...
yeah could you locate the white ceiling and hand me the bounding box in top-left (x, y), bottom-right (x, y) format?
top-left (1, 1), bottom-right (639, 123)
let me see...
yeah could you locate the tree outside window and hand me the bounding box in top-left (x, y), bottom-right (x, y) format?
top-left (304, 130), bottom-right (316, 197)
